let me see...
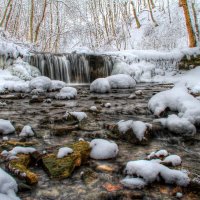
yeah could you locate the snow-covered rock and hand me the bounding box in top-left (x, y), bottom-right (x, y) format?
top-left (19, 125), bottom-right (34, 137)
top-left (56, 87), bottom-right (77, 100)
top-left (147, 150), bottom-right (168, 159)
top-left (0, 120), bottom-right (15, 135)
top-left (0, 168), bottom-right (20, 200)
top-left (30, 89), bottom-right (45, 95)
top-left (57, 147), bottom-right (73, 158)
top-left (3, 81), bottom-right (30, 93)
top-left (65, 112), bottom-right (87, 122)
top-left (90, 78), bottom-right (111, 93)
top-left (105, 103), bottom-right (111, 108)
top-left (117, 120), bottom-right (151, 141)
top-left (50, 80), bottom-right (67, 91)
top-left (107, 74), bottom-right (136, 89)
top-left (120, 177), bottom-right (147, 189)
top-left (162, 155), bottom-right (182, 167)
top-left (148, 85), bottom-right (200, 124)
top-left (7, 58), bottom-right (40, 81)
top-left (90, 139), bottom-right (118, 160)
top-left (90, 106), bottom-right (97, 112)
top-left (155, 114), bottom-right (196, 135)
top-left (29, 76), bottom-right (52, 91)
top-left (125, 160), bottom-right (190, 186)
top-left (112, 61), bottom-right (155, 82)
top-left (9, 146), bottom-right (36, 156)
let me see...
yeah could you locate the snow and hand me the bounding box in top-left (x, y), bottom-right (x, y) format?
top-left (0, 168), bottom-right (20, 200)
top-left (90, 139), bottom-right (118, 160)
top-left (90, 74), bottom-right (136, 93)
top-left (117, 120), bottom-right (151, 141)
top-left (8, 147), bottom-right (36, 156)
top-left (107, 74), bottom-right (136, 89)
top-left (147, 150), bottom-right (169, 160)
top-left (148, 85), bottom-right (200, 124)
top-left (155, 150), bottom-right (169, 158)
top-left (7, 58), bottom-right (40, 81)
top-left (50, 80), bottom-right (67, 91)
top-left (155, 114), bottom-right (196, 136)
top-left (120, 177), bottom-right (147, 189)
top-left (105, 103), bottom-right (111, 108)
top-left (176, 192), bottom-right (183, 198)
top-left (90, 106), bottom-right (97, 112)
top-left (19, 125), bottom-right (34, 137)
top-left (29, 76), bottom-right (52, 91)
top-left (163, 155), bottom-right (182, 167)
top-left (90, 78), bottom-right (111, 93)
top-left (65, 112), bottom-right (87, 122)
top-left (125, 160), bottom-right (190, 187)
top-left (56, 87), bottom-right (77, 100)
top-left (0, 120), bottom-right (15, 135)
top-left (112, 61), bottom-right (155, 82)
top-left (57, 147), bottom-right (73, 158)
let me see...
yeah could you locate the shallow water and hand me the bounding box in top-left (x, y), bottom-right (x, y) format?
top-left (0, 83), bottom-right (200, 200)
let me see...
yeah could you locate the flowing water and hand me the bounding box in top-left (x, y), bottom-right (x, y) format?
top-left (0, 84), bottom-right (200, 200)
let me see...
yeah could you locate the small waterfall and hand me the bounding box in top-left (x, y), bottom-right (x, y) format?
top-left (26, 53), bottom-right (113, 84)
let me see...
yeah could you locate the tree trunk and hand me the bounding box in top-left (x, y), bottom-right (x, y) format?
top-left (181, 0), bottom-right (196, 47)
top-left (0, 0), bottom-right (13, 27)
top-left (147, 0), bottom-right (158, 27)
top-left (5, 1), bottom-right (13, 30)
top-left (191, 0), bottom-right (200, 41)
top-left (34, 0), bottom-right (47, 43)
top-left (130, 0), bottom-right (141, 28)
top-left (30, 0), bottom-right (34, 42)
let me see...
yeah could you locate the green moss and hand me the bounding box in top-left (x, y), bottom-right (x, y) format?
top-left (42, 141), bottom-right (91, 179)
top-left (8, 154), bottom-right (38, 185)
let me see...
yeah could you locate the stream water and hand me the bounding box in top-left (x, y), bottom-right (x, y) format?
top-left (0, 83), bottom-right (200, 200)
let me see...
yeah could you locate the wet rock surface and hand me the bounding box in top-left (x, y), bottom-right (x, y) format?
top-left (0, 83), bottom-right (200, 200)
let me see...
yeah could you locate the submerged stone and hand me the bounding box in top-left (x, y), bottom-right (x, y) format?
top-left (41, 141), bottom-right (91, 179)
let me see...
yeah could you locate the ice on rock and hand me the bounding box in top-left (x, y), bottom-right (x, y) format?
top-left (50, 80), bottom-right (67, 91)
top-left (111, 61), bottom-right (155, 82)
top-left (125, 160), bottom-right (190, 186)
top-left (29, 76), bottom-right (52, 91)
top-left (120, 177), bottom-right (147, 189)
top-left (7, 58), bottom-right (40, 81)
top-left (90, 139), bottom-right (118, 160)
top-left (19, 125), bottom-right (34, 137)
top-left (65, 112), bottom-right (87, 122)
top-left (155, 114), bottom-right (196, 135)
top-left (90, 78), bottom-right (111, 93)
top-left (57, 147), bottom-right (73, 158)
top-left (0, 168), bottom-right (20, 200)
top-left (148, 85), bottom-right (200, 124)
top-left (56, 87), bottom-right (77, 100)
top-left (0, 120), bottom-right (15, 135)
top-left (107, 74), bottom-right (136, 89)
top-left (9, 146), bottom-right (36, 156)
top-left (163, 155), bottom-right (182, 166)
top-left (117, 120), bottom-right (151, 141)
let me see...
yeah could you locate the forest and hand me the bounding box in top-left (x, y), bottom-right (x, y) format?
top-left (0, 0), bottom-right (200, 200)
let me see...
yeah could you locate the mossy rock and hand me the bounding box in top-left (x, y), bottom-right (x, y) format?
top-left (0, 140), bottom-right (37, 152)
top-left (7, 154), bottom-right (38, 185)
top-left (42, 141), bottom-right (91, 179)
